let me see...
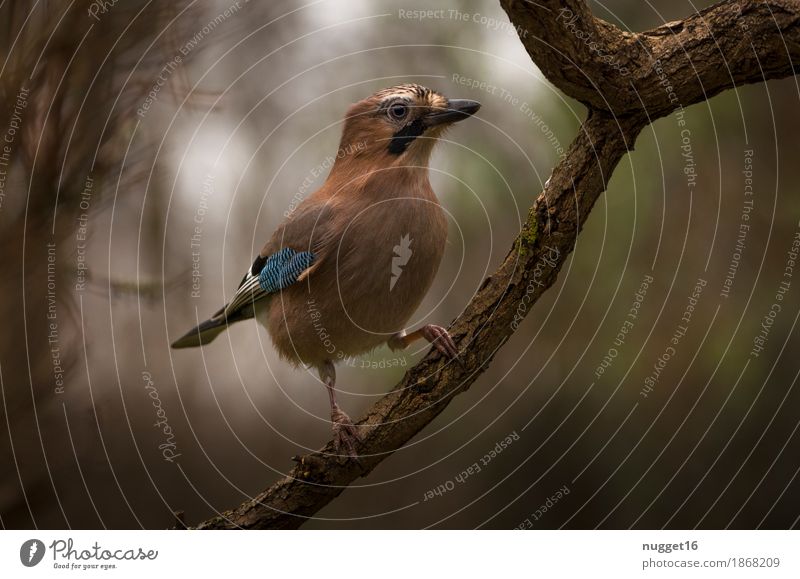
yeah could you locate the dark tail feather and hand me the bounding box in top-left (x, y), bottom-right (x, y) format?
top-left (171, 316), bottom-right (228, 348)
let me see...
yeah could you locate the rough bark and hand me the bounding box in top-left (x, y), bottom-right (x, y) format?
top-left (196, 0), bottom-right (800, 529)
top-left (501, 0), bottom-right (800, 116)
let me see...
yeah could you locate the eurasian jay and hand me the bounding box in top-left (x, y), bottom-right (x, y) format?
top-left (172, 84), bottom-right (480, 458)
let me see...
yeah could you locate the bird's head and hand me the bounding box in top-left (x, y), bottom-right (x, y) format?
top-left (335, 84), bottom-right (481, 169)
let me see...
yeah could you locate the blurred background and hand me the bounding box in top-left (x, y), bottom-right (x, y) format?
top-left (1, 0), bottom-right (799, 529)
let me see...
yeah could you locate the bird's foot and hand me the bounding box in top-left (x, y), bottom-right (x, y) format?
top-left (331, 406), bottom-right (361, 460)
top-left (421, 324), bottom-right (464, 367)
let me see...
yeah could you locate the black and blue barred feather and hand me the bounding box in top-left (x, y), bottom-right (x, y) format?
top-left (258, 248), bottom-right (315, 293)
top-left (223, 247), bottom-right (316, 318)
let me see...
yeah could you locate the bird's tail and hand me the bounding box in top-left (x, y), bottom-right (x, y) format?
top-left (171, 314), bottom-right (229, 349)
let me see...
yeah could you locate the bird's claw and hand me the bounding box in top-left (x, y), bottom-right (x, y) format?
top-left (422, 324), bottom-right (465, 368)
top-left (331, 407), bottom-right (362, 461)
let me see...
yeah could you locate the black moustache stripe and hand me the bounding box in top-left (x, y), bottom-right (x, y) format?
top-left (387, 118), bottom-right (425, 155)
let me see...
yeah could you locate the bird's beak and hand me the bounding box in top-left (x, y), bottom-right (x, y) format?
top-left (424, 99), bottom-right (481, 127)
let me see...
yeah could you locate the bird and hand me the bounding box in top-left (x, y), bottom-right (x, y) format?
top-left (171, 84), bottom-right (480, 458)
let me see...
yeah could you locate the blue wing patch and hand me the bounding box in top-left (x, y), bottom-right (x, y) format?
top-left (223, 248), bottom-right (316, 318)
top-left (258, 248), bottom-right (315, 293)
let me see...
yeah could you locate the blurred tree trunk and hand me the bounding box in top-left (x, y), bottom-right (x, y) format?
top-left (0, 0), bottom-right (196, 526)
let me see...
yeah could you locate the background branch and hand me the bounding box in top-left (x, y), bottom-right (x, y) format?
top-left (196, 0), bottom-right (800, 529)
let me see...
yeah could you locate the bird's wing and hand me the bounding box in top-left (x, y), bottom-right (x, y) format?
top-left (220, 200), bottom-right (333, 320)
top-left (222, 248), bottom-right (315, 318)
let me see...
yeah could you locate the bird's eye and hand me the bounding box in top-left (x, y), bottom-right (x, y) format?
top-left (388, 102), bottom-right (408, 121)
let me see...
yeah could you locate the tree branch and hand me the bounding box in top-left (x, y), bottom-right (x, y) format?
top-left (501, 0), bottom-right (800, 116)
top-left (195, 0), bottom-right (800, 528)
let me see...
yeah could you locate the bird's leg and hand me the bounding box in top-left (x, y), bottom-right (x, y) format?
top-left (319, 360), bottom-right (361, 459)
top-left (388, 325), bottom-right (462, 366)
